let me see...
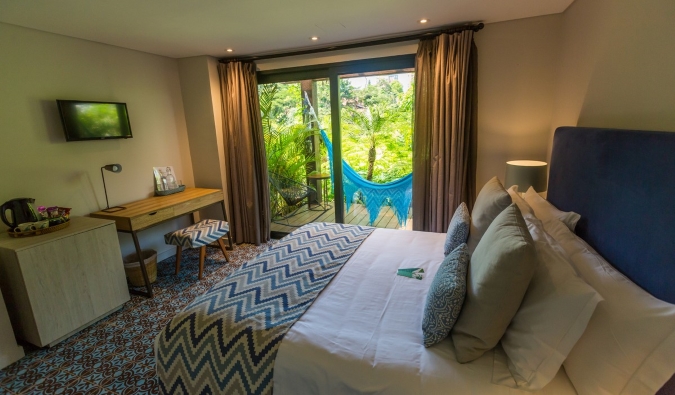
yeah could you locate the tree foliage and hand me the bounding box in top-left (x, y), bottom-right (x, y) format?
top-left (259, 73), bottom-right (414, 216)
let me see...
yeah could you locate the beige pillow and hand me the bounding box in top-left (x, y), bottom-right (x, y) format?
top-left (494, 214), bottom-right (602, 390)
top-left (466, 177), bottom-right (511, 253)
top-left (451, 204), bottom-right (537, 363)
top-left (523, 187), bottom-right (581, 231)
top-left (542, 218), bottom-right (675, 395)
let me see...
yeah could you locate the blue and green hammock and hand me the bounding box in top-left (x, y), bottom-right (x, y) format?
top-left (304, 92), bottom-right (412, 227)
top-left (319, 129), bottom-right (412, 226)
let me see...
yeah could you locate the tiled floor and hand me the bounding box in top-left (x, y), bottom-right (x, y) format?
top-left (0, 241), bottom-right (275, 394)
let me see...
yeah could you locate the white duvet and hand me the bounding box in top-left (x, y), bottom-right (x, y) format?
top-left (273, 228), bottom-right (577, 394)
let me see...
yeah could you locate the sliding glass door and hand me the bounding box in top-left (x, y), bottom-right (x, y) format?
top-left (338, 71), bottom-right (414, 229)
top-left (258, 55), bottom-right (415, 237)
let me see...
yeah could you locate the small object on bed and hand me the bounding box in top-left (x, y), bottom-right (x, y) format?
top-left (397, 268), bottom-right (424, 280)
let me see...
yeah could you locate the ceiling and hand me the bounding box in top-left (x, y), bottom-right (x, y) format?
top-left (0, 0), bottom-right (573, 59)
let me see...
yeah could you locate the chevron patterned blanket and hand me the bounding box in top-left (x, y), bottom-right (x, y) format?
top-left (155, 222), bottom-right (375, 395)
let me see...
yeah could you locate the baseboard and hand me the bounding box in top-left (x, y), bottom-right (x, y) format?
top-left (157, 246), bottom-right (176, 263)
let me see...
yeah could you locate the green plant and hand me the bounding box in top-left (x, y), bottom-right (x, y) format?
top-left (259, 83), bottom-right (315, 217)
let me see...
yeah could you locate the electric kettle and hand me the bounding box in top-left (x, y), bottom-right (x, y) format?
top-left (1, 198), bottom-right (40, 229)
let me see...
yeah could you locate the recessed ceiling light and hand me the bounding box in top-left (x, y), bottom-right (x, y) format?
top-left (419, 19), bottom-right (428, 24)
top-left (226, 48), bottom-right (233, 52)
top-left (311, 36), bottom-right (319, 41)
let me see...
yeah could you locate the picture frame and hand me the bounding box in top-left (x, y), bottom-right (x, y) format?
top-left (153, 166), bottom-right (179, 192)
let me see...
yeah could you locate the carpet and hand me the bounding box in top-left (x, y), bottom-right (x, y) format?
top-left (0, 241), bottom-right (275, 395)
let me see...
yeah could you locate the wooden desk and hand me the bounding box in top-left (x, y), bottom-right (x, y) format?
top-left (91, 188), bottom-right (227, 298)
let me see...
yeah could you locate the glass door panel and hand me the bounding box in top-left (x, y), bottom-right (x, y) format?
top-left (337, 70), bottom-right (415, 229)
top-left (259, 79), bottom-right (338, 237)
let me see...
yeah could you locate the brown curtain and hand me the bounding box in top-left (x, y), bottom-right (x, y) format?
top-left (218, 61), bottom-right (270, 245)
top-left (412, 30), bottom-right (478, 233)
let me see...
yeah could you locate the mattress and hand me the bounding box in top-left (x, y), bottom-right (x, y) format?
top-left (273, 228), bottom-right (577, 394)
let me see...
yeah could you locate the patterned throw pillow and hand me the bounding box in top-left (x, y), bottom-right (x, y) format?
top-left (422, 243), bottom-right (470, 347)
top-left (444, 202), bottom-right (470, 256)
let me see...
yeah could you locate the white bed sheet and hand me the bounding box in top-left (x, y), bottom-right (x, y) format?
top-left (273, 228), bottom-right (577, 394)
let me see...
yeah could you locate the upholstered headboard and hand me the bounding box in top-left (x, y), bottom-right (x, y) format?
top-left (547, 126), bottom-right (675, 304)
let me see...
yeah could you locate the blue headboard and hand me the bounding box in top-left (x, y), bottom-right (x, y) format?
top-left (547, 127), bottom-right (675, 304)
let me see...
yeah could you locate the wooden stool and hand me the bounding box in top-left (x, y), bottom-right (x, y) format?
top-left (164, 219), bottom-right (231, 280)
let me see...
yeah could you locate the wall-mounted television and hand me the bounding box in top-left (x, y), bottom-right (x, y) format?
top-left (56, 100), bottom-right (133, 141)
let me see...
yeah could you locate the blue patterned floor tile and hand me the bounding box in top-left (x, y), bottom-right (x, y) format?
top-left (0, 355), bottom-right (44, 382)
top-left (0, 384), bottom-right (15, 394)
top-left (0, 358), bottom-right (58, 393)
top-left (19, 368), bottom-right (81, 394)
top-left (99, 360), bottom-right (155, 394)
top-left (63, 353), bottom-right (126, 384)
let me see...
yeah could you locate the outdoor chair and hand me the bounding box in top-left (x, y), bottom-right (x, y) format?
top-left (268, 171), bottom-right (317, 225)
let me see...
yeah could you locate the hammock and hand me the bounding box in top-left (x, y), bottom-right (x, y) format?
top-left (320, 129), bottom-right (412, 226)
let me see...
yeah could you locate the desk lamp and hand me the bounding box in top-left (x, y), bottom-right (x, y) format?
top-left (101, 164), bottom-right (126, 213)
top-left (505, 160), bottom-right (548, 195)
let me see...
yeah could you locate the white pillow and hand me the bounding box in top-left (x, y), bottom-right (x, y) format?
top-left (493, 214), bottom-right (602, 390)
top-left (523, 187), bottom-right (581, 231)
top-left (506, 185), bottom-right (535, 217)
top-left (542, 217), bottom-right (675, 395)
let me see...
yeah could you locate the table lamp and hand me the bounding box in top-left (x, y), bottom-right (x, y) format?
top-left (101, 164), bottom-right (126, 213)
top-left (505, 160), bottom-right (548, 194)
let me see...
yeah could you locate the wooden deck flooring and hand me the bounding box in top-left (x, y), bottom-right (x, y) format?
top-left (271, 203), bottom-right (413, 234)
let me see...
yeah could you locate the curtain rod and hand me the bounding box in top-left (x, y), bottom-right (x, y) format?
top-left (220, 23), bottom-right (483, 63)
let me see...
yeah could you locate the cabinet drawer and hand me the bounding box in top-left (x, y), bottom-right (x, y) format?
top-left (173, 192), bottom-right (223, 217)
top-left (130, 207), bottom-right (175, 229)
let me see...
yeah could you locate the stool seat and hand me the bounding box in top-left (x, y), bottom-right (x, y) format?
top-left (164, 219), bottom-right (231, 280)
top-left (165, 219), bottom-right (230, 248)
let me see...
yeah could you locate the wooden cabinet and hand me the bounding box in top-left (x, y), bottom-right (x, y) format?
top-left (0, 288), bottom-right (23, 369)
top-left (0, 217), bottom-right (130, 347)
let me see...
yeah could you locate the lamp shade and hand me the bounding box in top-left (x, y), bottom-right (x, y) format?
top-left (505, 160), bottom-right (548, 192)
top-left (102, 164), bottom-right (122, 173)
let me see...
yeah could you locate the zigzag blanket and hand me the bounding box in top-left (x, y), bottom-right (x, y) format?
top-left (155, 222), bottom-right (375, 394)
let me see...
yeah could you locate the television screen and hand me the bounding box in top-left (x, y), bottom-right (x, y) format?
top-left (57, 100), bottom-right (133, 141)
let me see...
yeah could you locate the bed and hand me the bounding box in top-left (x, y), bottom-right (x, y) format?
top-left (155, 126), bottom-right (675, 395)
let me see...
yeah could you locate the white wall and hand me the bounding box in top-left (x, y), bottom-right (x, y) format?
top-left (475, 14), bottom-right (563, 188)
top-left (0, 23), bottom-right (194, 260)
top-left (550, 0), bottom-right (675, 139)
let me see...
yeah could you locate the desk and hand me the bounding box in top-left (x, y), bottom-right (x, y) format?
top-left (91, 188), bottom-right (227, 298)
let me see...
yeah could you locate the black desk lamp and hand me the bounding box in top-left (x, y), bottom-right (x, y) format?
top-left (101, 164), bottom-right (126, 213)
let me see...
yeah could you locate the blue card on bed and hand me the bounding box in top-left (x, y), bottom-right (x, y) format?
top-left (397, 268), bottom-right (424, 280)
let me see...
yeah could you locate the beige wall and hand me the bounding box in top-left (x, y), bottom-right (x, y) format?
top-left (474, 14), bottom-right (563, 188)
top-left (177, 55), bottom-right (228, 221)
top-left (0, 23), bottom-right (194, 260)
top-left (550, 0), bottom-right (675, 140)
